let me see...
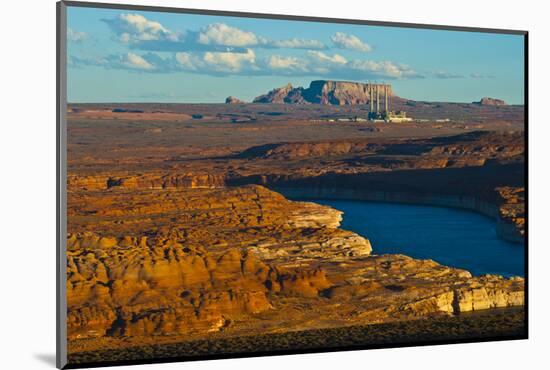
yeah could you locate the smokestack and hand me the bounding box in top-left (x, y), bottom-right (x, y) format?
top-left (376, 84), bottom-right (380, 113)
top-left (385, 84), bottom-right (388, 113)
top-left (369, 83), bottom-right (373, 112)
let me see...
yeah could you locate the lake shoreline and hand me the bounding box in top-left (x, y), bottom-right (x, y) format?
top-left (273, 186), bottom-right (523, 244)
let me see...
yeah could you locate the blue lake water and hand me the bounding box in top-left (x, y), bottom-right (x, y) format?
top-left (305, 199), bottom-right (524, 277)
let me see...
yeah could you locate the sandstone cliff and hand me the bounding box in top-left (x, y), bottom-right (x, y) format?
top-left (66, 104), bottom-right (526, 356)
top-left (253, 83), bottom-right (298, 104)
top-left (253, 80), bottom-right (395, 105)
top-left (67, 185), bottom-right (373, 340)
top-left (496, 186), bottom-right (525, 242)
top-left (474, 97), bottom-right (508, 106)
top-left (68, 172), bottom-right (226, 191)
top-left (67, 184), bottom-right (523, 347)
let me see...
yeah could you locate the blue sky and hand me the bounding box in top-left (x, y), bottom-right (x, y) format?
top-left (67, 6), bottom-right (525, 104)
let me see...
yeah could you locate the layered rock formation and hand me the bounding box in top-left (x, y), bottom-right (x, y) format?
top-left (253, 80), bottom-right (395, 105)
top-left (253, 83), bottom-right (298, 104)
top-left (238, 131), bottom-right (523, 162)
top-left (67, 131), bottom-right (525, 242)
top-left (232, 131), bottom-right (525, 242)
top-left (67, 241), bottom-right (274, 338)
top-left (67, 102), bottom-right (526, 357)
top-left (67, 183), bottom-right (523, 350)
top-left (67, 185), bottom-right (371, 340)
top-left (496, 186), bottom-right (525, 243)
top-left (69, 173), bottom-right (226, 191)
top-left (475, 97), bottom-right (508, 106)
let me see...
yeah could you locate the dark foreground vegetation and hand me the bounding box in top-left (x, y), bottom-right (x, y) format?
top-left (68, 307), bottom-right (525, 366)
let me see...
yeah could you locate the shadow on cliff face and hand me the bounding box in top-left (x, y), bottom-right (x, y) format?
top-left (228, 162), bottom-right (524, 201)
top-left (234, 143), bottom-right (282, 159)
top-left (228, 130), bottom-right (524, 161)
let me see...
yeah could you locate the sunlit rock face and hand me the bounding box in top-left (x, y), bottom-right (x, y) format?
top-left (475, 97), bottom-right (508, 106)
top-left (253, 80), bottom-right (395, 105)
top-left (66, 99), bottom-right (525, 357)
top-left (67, 184), bottom-right (522, 342)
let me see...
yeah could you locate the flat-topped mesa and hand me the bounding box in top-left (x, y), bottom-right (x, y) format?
top-left (474, 97), bottom-right (508, 106)
top-left (253, 80), bottom-right (395, 105)
top-left (305, 80), bottom-right (394, 105)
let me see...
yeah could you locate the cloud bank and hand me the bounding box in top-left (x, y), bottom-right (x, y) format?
top-left (331, 32), bottom-right (372, 52)
top-left (102, 14), bottom-right (327, 52)
top-left (70, 12), bottom-right (474, 81)
top-left (71, 48), bottom-right (422, 80)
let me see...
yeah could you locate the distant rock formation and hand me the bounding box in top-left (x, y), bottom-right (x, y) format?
top-left (253, 83), bottom-right (299, 104)
top-left (225, 96), bottom-right (245, 104)
top-left (474, 97), bottom-right (507, 106)
top-left (253, 80), bottom-right (395, 105)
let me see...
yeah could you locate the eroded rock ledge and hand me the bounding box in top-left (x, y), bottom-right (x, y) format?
top-left (68, 131), bottom-right (525, 243)
top-left (67, 185), bottom-right (523, 352)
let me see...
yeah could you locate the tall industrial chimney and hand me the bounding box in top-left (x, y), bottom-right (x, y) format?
top-left (376, 84), bottom-right (380, 113)
top-left (369, 83), bottom-right (373, 112)
top-left (384, 84), bottom-right (388, 113)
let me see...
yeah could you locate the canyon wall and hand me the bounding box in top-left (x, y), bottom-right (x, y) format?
top-left (273, 187), bottom-right (523, 243)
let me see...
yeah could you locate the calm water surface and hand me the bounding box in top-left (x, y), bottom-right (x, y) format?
top-left (306, 199), bottom-right (524, 277)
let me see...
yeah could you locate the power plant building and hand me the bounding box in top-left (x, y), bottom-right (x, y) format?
top-left (368, 83), bottom-right (412, 123)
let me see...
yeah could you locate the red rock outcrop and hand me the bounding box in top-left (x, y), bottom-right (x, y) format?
top-left (253, 83), bottom-right (297, 104)
top-left (67, 184), bottom-right (523, 347)
top-left (475, 97), bottom-right (508, 106)
top-left (495, 186), bottom-right (525, 242)
top-left (253, 80), bottom-right (395, 105)
top-left (68, 173), bottom-right (226, 191)
top-left (67, 239), bottom-right (279, 338)
top-left (66, 104), bottom-right (525, 356)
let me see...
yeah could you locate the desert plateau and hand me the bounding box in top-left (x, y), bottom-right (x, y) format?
top-left (65, 80), bottom-right (525, 365)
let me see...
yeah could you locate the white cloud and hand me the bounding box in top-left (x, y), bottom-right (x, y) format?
top-left (202, 49), bottom-right (257, 72)
top-left (103, 14), bottom-right (328, 52)
top-left (121, 53), bottom-right (155, 70)
top-left (67, 28), bottom-right (88, 43)
top-left (68, 53), bottom-right (160, 71)
top-left (307, 51), bottom-right (348, 64)
top-left (175, 52), bottom-right (202, 71)
top-left (71, 47), bottom-right (422, 80)
top-left (176, 50), bottom-right (259, 73)
top-left (331, 32), bottom-right (372, 52)
top-left (103, 13), bottom-right (179, 43)
top-left (270, 38), bottom-right (326, 49)
top-left (266, 55), bottom-right (306, 71)
top-left (198, 23), bottom-right (258, 47)
top-left (350, 60), bottom-right (393, 76)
